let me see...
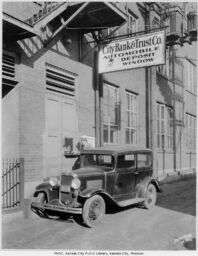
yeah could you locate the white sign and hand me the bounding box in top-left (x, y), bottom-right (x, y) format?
top-left (99, 30), bottom-right (166, 73)
top-left (80, 135), bottom-right (95, 149)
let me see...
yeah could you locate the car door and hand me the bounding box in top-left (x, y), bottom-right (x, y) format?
top-left (135, 153), bottom-right (153, 186)
top-left (113, 153), bottom-right (136, 201)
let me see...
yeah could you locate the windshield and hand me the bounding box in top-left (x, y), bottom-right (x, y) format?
top-left (80, 154), bottom-right (115, 170)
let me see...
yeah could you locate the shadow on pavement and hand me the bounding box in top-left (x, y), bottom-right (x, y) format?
top-left (156, 177), bottom-right (196, 216)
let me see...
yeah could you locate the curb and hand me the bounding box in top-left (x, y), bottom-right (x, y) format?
top-left (158, 169), bottom-right (196, 185)
top-left (2, 199), bottom-right (37, 224)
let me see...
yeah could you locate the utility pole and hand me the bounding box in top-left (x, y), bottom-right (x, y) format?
top-left (94, 46), bottom-right (100, 147)
top-left (93, 36), bottom-right (103, 147)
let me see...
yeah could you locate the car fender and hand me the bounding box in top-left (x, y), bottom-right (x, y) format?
top-left (135, 176), bottom-right (161, 199)
top-left (79, 188), bottom-right (116, 205)
top-left (79, 188), bottom-right (106, 198)
top-left (33, 182), bottom-right (58, 201)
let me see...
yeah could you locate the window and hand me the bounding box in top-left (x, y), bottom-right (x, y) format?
top-left (126, 92), bottom-right (138, 145)
top-left (46, 64), bottom-right (76, 97)
top-left (157, 103), bottom-right (173, 150)
top-left (167, 107), bottom-right (173, 149)
top-left (174, 59), bottom-right (183, 83)
top-left (103, 83), bottom-right (120, 144)
top-left (156, 49), bottom-right (170, 78)
top-left (81, 154), bottom-right (115, 170)
top-left (186, 114), bottom-right (196, 151)
top-left (2, 54), bottom-right (15, 78)
top-left (186, 59), bottom-right (196, 94)
top-left (127, 9), bottom-right (138, 34)
top-left (117, 154), bottom-right (135, 169)
top-left (137, 154), bottom-right (152, 168)
top-left (2, 53), bottom-right (18, 97)
top-left (152, 17), bottom-right (160, 29)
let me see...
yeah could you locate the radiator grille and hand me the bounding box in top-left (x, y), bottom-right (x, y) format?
top-left (60, 174), bottom-right (73, 203)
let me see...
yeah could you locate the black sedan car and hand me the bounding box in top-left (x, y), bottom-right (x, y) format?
top-left (31, 147), bottom-right (161, 227)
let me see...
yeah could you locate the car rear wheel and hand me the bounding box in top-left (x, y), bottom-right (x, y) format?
top-left (82, 195), bottom-right (106, 228)
top-left (143, 184), bottom-right (157, 209)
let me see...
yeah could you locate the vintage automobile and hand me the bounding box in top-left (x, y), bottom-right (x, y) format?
top-left (31, 147), bottom-right (161, 227)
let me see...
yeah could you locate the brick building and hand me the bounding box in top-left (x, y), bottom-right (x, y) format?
top-left (2, 2), bottom-right (197, 198)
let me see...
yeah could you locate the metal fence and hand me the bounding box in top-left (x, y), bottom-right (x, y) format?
top-left (1, 158), bottom-right (24, 209)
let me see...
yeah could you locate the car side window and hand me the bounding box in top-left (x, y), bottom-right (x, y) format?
top-left (117, 154), bottom-right (135, 169)
top-left (137, 154), bottom-right (152, 168)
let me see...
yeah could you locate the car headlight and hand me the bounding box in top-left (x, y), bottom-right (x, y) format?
top-left (49, 176), bottom-right (59, 187)
top-left (71, 177), bottom-right (81, 190)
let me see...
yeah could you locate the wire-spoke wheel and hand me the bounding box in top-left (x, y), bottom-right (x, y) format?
top-left (82, 195), bottom-right (106, 228)
top-left (143, 184), bottom-right (157, 209)
top-left (36, 193), bottom-right (49, 218)
top-left (37, 192), bottom-right (47, 204)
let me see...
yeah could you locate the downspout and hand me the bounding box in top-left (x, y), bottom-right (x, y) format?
top-left (172, 45), bottom-right (177, 172)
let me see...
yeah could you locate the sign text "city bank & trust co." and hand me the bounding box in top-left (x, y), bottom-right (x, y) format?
top-left (98, 30), bottom-right (166, 73)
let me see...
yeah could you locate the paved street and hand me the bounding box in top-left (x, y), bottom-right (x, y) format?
top-left (2, 177), bottom-right (196, 250)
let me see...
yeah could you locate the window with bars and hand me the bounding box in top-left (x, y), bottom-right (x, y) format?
top-left (126, 9), bottom-right (138, 34)
top-left (103, 83), bottom-right (120, 144)
top-left (125, 91), bottom-right (137, 145)
top-left (186, 114), bottom-right (196, 151)
top-left (46, 64), bottom-right (76, 97)
top-left (157, 103), bottom-right (173, 150)
top-left (186, 59), bottom-right (196, 94)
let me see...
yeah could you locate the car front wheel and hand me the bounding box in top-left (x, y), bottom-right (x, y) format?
top-left (143, 184), bottom-right (157, 209)
top-left (37, 192), bottom-right (47, 204)
top-left (82, 195), bottom-right (106, 228)
top-left (35, 193), bottom-right (48, 218)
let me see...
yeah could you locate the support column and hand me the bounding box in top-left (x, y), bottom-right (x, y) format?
top-left (172, 45), bottom-right (177, 172)
top-left (94, 49), bottom-right (100, 147)
top-left (145, 4), bottom-right (158, 177)
top-left (94, 43), bottom-right (103, 147)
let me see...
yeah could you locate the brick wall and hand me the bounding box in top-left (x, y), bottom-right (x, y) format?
top-left (2, 87), bottom-right (20, 158)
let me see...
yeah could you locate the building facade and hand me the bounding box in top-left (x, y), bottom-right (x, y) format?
top-left (2, 2), bottom-right (197, 198)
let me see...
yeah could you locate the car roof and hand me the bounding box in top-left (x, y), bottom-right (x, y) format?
top-left (81, 146), bottom-right (152, 155)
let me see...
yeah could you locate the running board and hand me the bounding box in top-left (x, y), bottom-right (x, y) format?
top-left (117, 198), bottom-right (144, 207)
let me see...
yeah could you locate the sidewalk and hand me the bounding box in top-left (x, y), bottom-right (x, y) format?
top-left (158, 168), bottom-right (196, 184)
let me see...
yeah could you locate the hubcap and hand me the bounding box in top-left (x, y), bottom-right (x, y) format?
top-left (89, 201), bottom-right (101, 220)
top-left (147, 187), bottom-right (155, 204)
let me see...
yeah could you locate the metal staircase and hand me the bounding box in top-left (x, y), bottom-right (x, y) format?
top-left (24, 2), bottom-right (63, 25)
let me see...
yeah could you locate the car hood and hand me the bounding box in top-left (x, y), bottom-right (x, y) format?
top-left (73, 166), bottom-right (105, 178)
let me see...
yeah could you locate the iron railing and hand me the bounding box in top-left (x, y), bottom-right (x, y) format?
top-left (1, 158), bottom-right (24, 209)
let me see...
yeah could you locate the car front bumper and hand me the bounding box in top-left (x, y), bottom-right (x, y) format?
top-left (31, 201), bottom-right (82, 215)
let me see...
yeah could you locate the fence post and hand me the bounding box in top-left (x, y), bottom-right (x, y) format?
top-left (19, 158), bottom-right (24, 207)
